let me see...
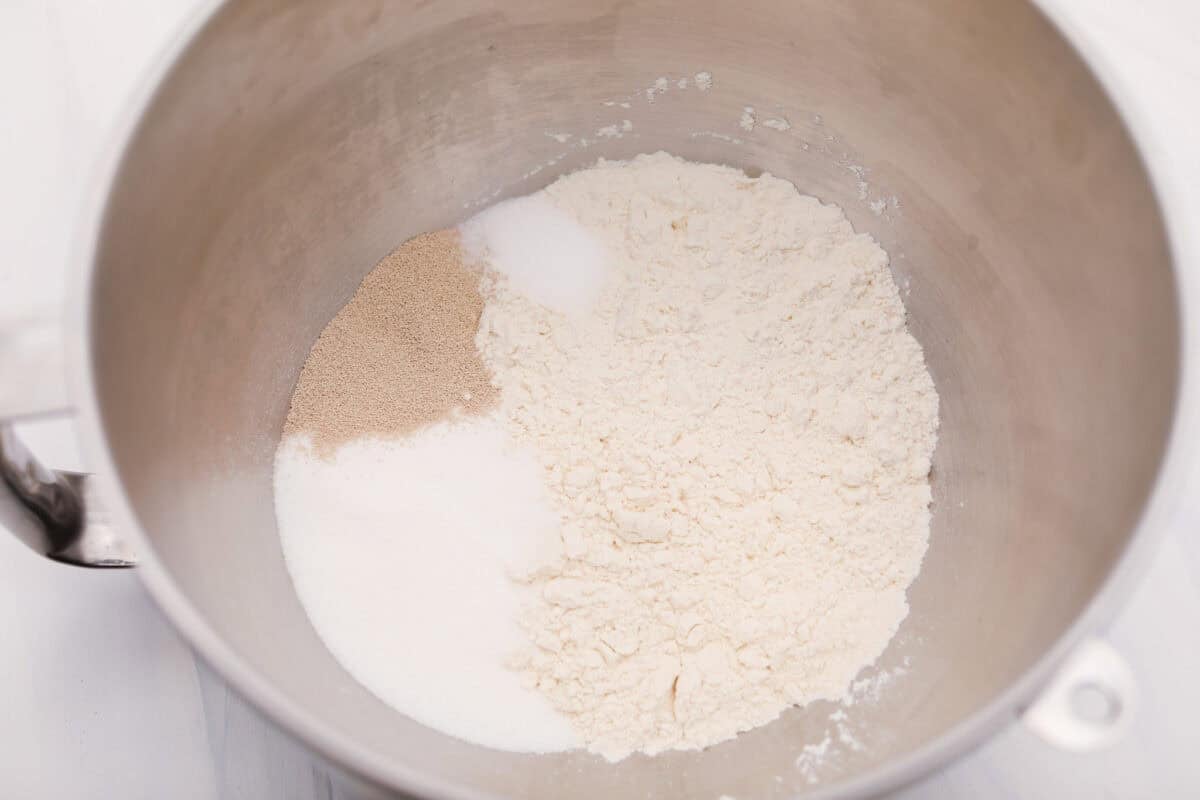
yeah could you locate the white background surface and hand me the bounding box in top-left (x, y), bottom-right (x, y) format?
top-left (1, 1), bottom-right (1198, 797)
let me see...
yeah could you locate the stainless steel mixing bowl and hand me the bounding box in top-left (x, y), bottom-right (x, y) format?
top-left (1, 0), bottom-right (1196, 797)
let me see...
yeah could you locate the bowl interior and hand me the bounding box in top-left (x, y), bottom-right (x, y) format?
top-left (89, 1), bottom-right (1178, 797)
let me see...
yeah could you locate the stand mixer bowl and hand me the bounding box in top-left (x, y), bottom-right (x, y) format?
top-left (61, 0), bottom-right (1190, 796)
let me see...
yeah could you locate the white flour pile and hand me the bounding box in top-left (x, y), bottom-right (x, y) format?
top-left (275, 151), bottom-right (938, 761)
top-left (473, 153), bottom-right (938, 759)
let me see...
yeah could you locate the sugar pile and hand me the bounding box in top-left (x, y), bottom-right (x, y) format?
top-left (274, 420), bottom-right (579, 752)
top-left (459, 193), bottom-right (607, 314)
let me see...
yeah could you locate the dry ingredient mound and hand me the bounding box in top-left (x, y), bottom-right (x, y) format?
top-left (284, 229), bottom-right (496, 454)
top-left (474, 152), bottom-right (939, 760)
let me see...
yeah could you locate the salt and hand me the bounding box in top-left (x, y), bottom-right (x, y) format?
top-left (459, 192), bottom-right (607, 314)
top-left (273, 419), bottom-right (578, 753)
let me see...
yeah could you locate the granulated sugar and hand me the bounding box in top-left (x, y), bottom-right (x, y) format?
top-left (284, 229), bottom-right (496, 455)
top-left (459, 193), bottom-right (608, 315)
top-left (275, 420), bottom-right (579, 752)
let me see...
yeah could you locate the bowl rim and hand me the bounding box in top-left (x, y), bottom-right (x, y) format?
top-left (64, 0), bottom-right (1200, 797)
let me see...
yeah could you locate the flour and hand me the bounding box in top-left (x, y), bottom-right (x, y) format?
top-left (645, 76), bottom-right (671, 102)
top-left (473, 152), bottom-right (938, 760)
top-left (739, 106), bottom-right (757, 132)
top-left (595, 120), bottom-right (634, 139)
top-left (794, 735), bottom-right (834, 785)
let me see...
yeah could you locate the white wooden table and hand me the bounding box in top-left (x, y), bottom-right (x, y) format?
top-left (1, 1), bottom-right (1197, 797)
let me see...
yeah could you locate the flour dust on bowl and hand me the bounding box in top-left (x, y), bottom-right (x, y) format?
top-left (75, 1), bottom-right (1183, 798)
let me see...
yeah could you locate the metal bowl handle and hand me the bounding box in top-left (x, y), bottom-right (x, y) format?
top-left (1021, 637), bottom-right (1137, 752)
top-left (0, 317), bottom-right (135, 567)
